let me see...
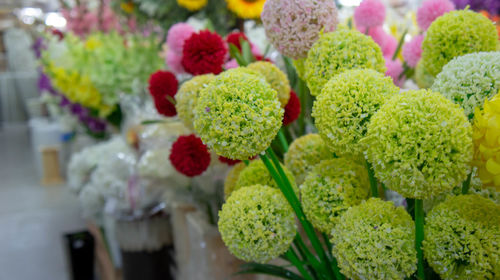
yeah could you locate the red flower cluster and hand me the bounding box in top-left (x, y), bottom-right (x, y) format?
top-left (181, 30), bottom-right (228, 75)
top-left (148, 70), bottom-right (178, 117)
top-left (226, 31), bottom-right (249, 51)
top-left (218, 156), bottom-right (241, 166)
top-left (169, 134), bottom-right (211, 177)
top-left (283, 90), bottom-right (301, 126)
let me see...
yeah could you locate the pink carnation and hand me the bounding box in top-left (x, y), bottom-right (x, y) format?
top-left (354, 0), bottom-right (386, 28)
top-left (166, 23), bottom-right (195, 54)
top-left (166, 50), bottom-right (185, 74)
top-left (224, 59), bottom-right (239, 69)
top-left (416, 0), bottom-right (455, 30)
top-left (382, 34), bottom-right (397, 58)
top-left (385, 58), bottom-right (405, 87)
top-left (262, 0), bottom-right (338, 59)
top-left (402, 35), bottom-right (424, 67)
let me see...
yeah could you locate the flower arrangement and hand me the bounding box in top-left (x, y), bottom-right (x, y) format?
top-left (61, 1), bottom-right (500, 278)
top-left (180, 4), bottom-right (500, 280)
top-left (41, 31), bottom-right (164, 135)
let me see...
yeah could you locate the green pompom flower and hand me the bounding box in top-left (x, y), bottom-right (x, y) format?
top-left (364, 89), bottom-right (473, 199)
top-left (421, 10), bottom-right (498, 77)
top-left (331, 198), bottom-right (417, 280)
top-left (247, 61), bottom-right (291, 107)
top-left (224, 162), bottom-right (247, 199)
top-left (194, 68), bottom-right (283, 160)
top-left (218, 184), bottom-right (297, 263)
top-left (301, 158), bottom-right (370, 233)
top-left (431, 52), bottom-right (500, 120)
top-left (313, 69), bottom-right (399, 156)
top-left (414, 60), bottom-right (435, 89)
top-left (284, 134), bottom-right (333, 185)
top-left (235, 160), bottom-right (298, 195)
top-left (175, 74), bottom-right (215, 130)
top-left (304, 29), bottom-right (386, 96)
top-left (424, 194), bottom-right (500, 280)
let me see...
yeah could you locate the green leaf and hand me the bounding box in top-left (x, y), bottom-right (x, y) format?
top-left (141, 119), bottom-right (166, 125)
top-left (235, 263), bottom-right (304, 280)
top-left (228, 43), bottom-right (247, 67)
top-left (241, 40), bottom-right (255, 64)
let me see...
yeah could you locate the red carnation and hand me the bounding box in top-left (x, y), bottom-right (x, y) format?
top-left (218, 156), bottom-right (241, 166)
top-left (181, 30), bottom-right (228, 75)
top-left (153, 96), bottom-right (176, 117)
top-left (148, 70), bottom-right (178, 100)
top-left (169, 134), bottom-right (211, 177)
top-left (226, 31), bottom-right (248, 51)
top-left (283, 90), bottom-right (301, 126)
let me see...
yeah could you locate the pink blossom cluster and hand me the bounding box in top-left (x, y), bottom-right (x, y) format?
top-left (417, 0), bottom-right (455, 30)
top-left (62, 3), bottom-right (120, 37)
top-left (164, 23), bottom-right (195, 74)
top-left (261, 0), bottom-right (338, 60)
top-left (354, 0), bottom-right (386, 29)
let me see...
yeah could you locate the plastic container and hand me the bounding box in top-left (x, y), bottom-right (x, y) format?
top-left (29, 118), bottom-right (66, 182)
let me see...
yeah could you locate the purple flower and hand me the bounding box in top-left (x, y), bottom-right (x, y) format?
top-left (32, 37), bottom-right (45, 59)
top-left (86, 118), bottom-right (106, 132)
top-left (451, 0), bottom-right (500, 14)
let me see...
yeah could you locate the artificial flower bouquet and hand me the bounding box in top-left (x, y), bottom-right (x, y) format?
top-left (145, 0), bottom-right (500, 279)
top-left (39, 30), bottom-right (164, 138)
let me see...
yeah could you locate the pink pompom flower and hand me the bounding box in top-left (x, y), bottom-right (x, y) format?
top-left (382, 34), bottom-right (397, 58)
top-left (166, 50), bottom-right (185, 74)
top-left (385, 58), bottom-right (405, 87)
top-left (166, 23), bottom-right (195, 54)
top-left (261, 0), bottom-right (338, 59)
top-left (402, 35), bottom-right (424, 67)
top-left (416, 0), bottom-right (455, 30)
top-left (354, 0), bottom-right (386, 29)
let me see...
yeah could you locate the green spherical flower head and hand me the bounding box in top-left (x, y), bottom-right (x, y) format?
top-left (284, 134), bottom-right (333, 185)
top-left (175, 74), bottom-right (215, 130)
top-left (421, 10), bottom-right (498, 77)
top-left (313, 69), bottom-right (399, 156)
top-left (301, 158), bottom-right (370, 233)
top-left (331, 198), bottom-right (417, 280)
top-left (424, 194), bottom-right (500, 279)
top-left (247, 61), bottom-right (291, 107)
top-left (224, 162), bottom-right (246, 199)
top-left (235, 160), bottom-right (298, 195)
top-left (194, 68), bottom-right (283, 160)
top-left (218, 184), bottom-right (297, 263)
top-left (431, 52), bottom-right (500, 120)
top-left (414, 60), bottom-right (435, 89)
top-left (365, 89), bottom-right (473, 199)
top-left (304, 29), bottom-right (386, 96)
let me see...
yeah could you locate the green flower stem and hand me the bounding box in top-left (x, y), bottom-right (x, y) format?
top-left (392, 28), bottom-right (408, 61)
top-left (278, 128), bottom-right (289, 153)
top-left (461, 171), bottom-right (472, 194)
top-left (365, 160), bottom-right (379, 198)
top-left (285, 249), bottom-right (315, 280)
top-left (264, 148), bottom-right (339, 280)
top-left (294, 233), bottom-right (322, 270)
top-left (322, 233), bottom-right (332, 253)
top-left (415, 199), bottom-right (426, 280)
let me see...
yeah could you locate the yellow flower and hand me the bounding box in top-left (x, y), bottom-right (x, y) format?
top-left (177, 0), bottom-right (207, 11)
top-left (226, 0), bottom-right (265, 19)
top-left (473, 93), bottom-right (500, 191)
top-left (120, 1), bottom-right (135, 14)
top-left (85, 36), bottom-right (102, 50)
